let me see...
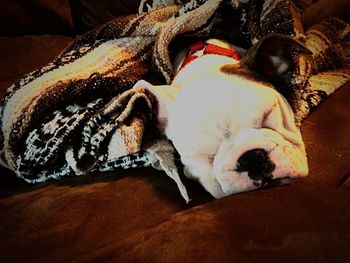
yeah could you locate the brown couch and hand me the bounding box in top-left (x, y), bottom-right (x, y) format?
top-left (1, 1), bottom-right (350, 262)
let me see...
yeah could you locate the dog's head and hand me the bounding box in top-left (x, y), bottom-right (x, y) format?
top-left (134, 34), bottom-right (311, 198)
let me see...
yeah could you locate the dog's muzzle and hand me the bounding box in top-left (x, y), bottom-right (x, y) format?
top-left (211, 126), bottom-right (308, 197)
top-left (237, 149), bottom-right (275, 187)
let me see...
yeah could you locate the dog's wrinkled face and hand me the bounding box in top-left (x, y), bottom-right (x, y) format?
top-left (135, 34), bottom-right (311, 198)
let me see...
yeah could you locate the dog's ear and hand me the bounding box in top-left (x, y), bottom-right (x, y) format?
top-left (133, 80), bottom-right (180, 133)
top-left (241, 34), bottom-right (312, 95)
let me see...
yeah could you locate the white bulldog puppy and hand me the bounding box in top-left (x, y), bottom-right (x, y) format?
top-left (134, 34), bottom-right (310, 198)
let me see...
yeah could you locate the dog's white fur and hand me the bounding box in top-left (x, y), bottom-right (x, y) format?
top-left (134, 39), bottom-right (308, 198)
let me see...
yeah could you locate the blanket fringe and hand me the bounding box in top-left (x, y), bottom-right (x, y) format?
top-left (146, 139), bottom-right (190, 203)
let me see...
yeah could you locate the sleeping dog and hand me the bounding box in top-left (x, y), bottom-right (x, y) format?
top-left (134, 34), bottom-right (310, 198)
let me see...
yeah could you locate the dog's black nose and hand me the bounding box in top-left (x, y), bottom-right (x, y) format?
top-left (237, 149), bottom-right (276, 184)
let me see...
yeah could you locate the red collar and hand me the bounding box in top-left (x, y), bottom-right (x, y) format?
top-left (178, 40), bottom-right (241, 72)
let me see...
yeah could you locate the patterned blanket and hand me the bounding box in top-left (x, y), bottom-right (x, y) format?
top-left (0, 0), bottom-right (349, 202)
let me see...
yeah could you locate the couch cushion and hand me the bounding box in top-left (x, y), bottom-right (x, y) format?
top-left (0, 35), bottom-right (74, 98)
top-left (85, 183), bottom-right (350, 262)
top-left (302, 82), bottom-right (350, 187)
top-left (0, 0), bottom-right (74, 36)
top-left (70, 0), bottom-right (142, 34)
top-left (0, 171), bottom-right (349, 262)
top-left (0, 166), bottom-right (213, 261)
top-left (302, 0), bottom-right (350, 27)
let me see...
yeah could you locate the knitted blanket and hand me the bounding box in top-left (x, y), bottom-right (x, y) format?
top-left (0, 0), bottom-right (349, 202)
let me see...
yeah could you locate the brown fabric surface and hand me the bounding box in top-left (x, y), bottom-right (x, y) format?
top-left (302, 0), bottom-right (350, 27)
top-left (302, 83), bottom-right (350, 187)
top-left (1, 183), bottom-right (349, 262)
top-left (97, 185), bottom-right (350, 262)
top-left (0, 35), bottom-right (74, 98)
top-left (0, 166), bottom-right (214, 260)
top-left (70, 0), bottom-right (142, 34)
top-left (0, 0), bottom-right (73, 36)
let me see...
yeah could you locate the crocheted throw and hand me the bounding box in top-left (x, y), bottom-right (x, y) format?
top-left (0, 0), bottom-right (349, 202)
